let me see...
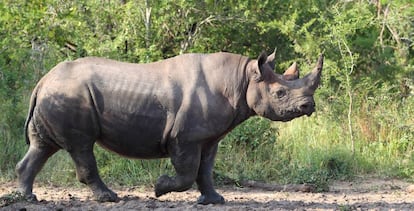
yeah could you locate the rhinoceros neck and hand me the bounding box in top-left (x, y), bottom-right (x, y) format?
top-left (222, 55), bottom-right (256, 128)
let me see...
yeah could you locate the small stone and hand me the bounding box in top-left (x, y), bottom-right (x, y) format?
top-left (405, 185), bottom-right (414, 193)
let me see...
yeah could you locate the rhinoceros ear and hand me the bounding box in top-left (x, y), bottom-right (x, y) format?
top-left (283, 62), bottom-right (299, 81)
top-left (266, 48), bottom-right (277, 70)
top-left (258, 51), bottom-right (267, 67)
top-left (254, 51), bottom-right (268, 82)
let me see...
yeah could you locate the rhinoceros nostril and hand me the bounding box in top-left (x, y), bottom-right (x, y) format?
top-left (299, 102), bottom-right (315, 113)
top-left (300, 104), bottom-right (307, 110)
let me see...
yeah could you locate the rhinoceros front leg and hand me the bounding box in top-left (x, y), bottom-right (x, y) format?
top-left (196, 142), bottom-right (225, 205)
top-left (69, 148), bottom-right (118, 202)
top-left (155, 141), bottom-right (201, 197)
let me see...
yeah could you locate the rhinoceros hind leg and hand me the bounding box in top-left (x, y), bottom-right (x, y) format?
top-left (15, 124), bottom-right (58, 201)
top-left (69, 149), bottom-right (118, 202)
top-left (155, 142), bottom-right (201, 197)
top-left (196, 142), bottom-right (224, 205)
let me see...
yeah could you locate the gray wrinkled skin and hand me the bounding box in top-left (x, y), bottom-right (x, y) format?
top-left (16, 51), bottom-right (323, 205)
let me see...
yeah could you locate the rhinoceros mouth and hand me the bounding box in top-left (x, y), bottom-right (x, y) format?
top-left (269, 112), bottom-right (300, 122)
top-left (280, 109), bottom-right (314, 122)
top-left (306, 111), bottom-right (314, 117)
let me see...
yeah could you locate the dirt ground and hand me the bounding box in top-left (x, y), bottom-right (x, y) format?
top-left (2, 177), bottom-right (414, 210)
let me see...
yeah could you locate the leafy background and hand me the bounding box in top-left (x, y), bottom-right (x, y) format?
top-left (0, 0), bottom-right (413, 190)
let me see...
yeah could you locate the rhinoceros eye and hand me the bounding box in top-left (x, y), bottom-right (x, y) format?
top-left (273, 88), bottom-right (286, 98)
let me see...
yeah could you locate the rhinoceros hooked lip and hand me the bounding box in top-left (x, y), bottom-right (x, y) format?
top-left (16, 50), bottom-right (323, 205)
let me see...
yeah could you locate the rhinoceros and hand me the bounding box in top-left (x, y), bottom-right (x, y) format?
top-left (16, 50), bottom-right (323, 204)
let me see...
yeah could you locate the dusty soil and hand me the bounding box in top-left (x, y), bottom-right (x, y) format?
top-left (2, 177), bottom-right (414, 210)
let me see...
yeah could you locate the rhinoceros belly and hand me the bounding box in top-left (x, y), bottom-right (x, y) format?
top-left (97, 107), bottom-right (170, 159)
top-left (98, 112), bottom-right (167, 159)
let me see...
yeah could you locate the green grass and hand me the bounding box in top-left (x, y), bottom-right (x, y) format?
top-left (215, 94), bottom-right (414, 190)
top-left (216, 116), bottom-right (356, 191)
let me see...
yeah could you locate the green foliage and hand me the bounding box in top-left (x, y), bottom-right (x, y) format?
top-left (223, 117), bottom-right (278, 150)
top-left (1, 0), bottom-right (413, 189)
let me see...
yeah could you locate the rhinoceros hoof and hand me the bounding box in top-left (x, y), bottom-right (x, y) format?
top-left (197, 194), bottom-right (225, 205)
top-left (155, 175), bottom-right (171, 197)
top-left (24, 193), bottom-right (38, 202)
top-left (93, 190), bottom-right (119, 202)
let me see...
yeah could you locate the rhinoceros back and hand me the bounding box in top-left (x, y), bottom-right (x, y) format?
top-left (30, 58), bottom-right (172, 158)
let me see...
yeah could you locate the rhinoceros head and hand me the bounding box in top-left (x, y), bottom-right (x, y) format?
top-left (246, 51), bottom-right (323, 121)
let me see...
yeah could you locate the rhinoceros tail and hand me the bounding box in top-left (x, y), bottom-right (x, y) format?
top-left (24, 83), bottom-right (40, 145)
